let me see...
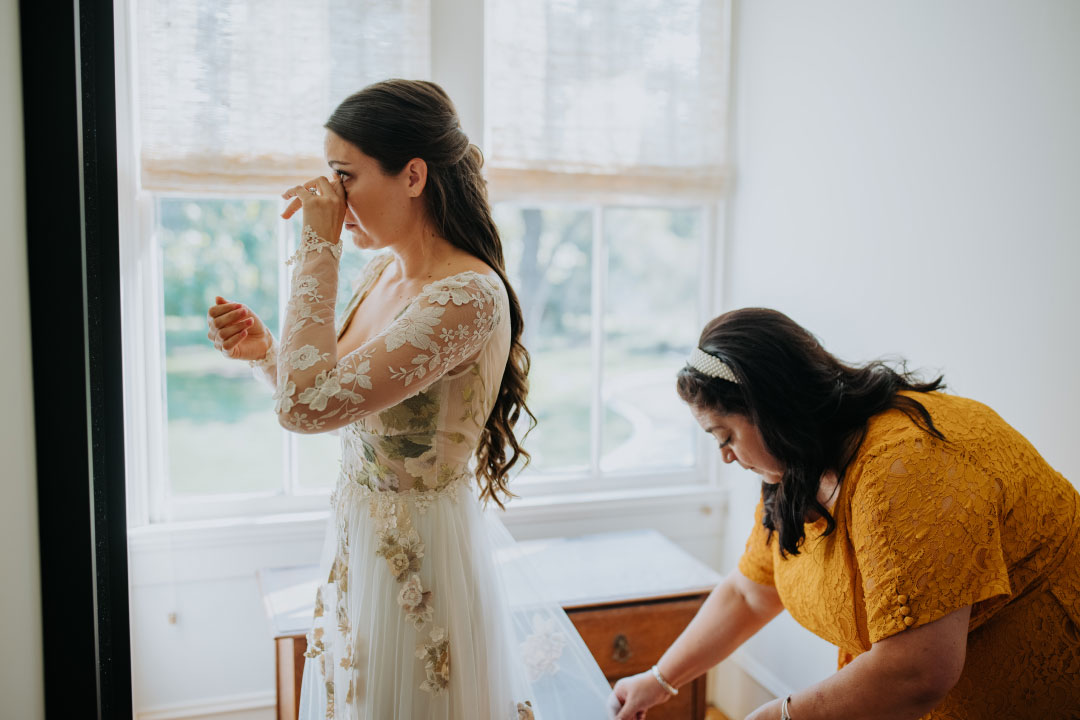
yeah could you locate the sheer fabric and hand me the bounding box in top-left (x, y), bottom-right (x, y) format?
top-left (739, 392), bottom-right (1080, 718)
top-left (135, 0), bottom-right (430, 192)
top-left (256, 230), bottom-right (616, 719)
top-left (486, 0), bottom-right (730, 198)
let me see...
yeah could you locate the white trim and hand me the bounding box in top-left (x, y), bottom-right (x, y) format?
top-left (136, 691), bottom-right (274, 720)
top-left (502, 484), bottom-right (726, 525)
top-left (590, 206), bottom-right (605, 473)
top-left (128, 509), bottom-right (328, 554)
top-left (127, 485), bottom-right (726, 586)
top-left (115, 0), bottom-right (170, 528)
top-left (700, 199), bottom-right (725, 484)
top-left (731, 648), bottom-right (795, 700)
top-left (510, 467), bottom-right (703, 498)
top-left (129, 486), bottom-right (725, 552)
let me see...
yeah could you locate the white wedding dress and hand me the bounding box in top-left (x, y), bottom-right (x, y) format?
top-left (253, 227), bottom-right (617, 720)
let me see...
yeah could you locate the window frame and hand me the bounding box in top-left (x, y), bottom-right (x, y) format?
top-left (117, 0), bottom-right (731, 527)
top-left (493, 197), bottom-right (724, 499)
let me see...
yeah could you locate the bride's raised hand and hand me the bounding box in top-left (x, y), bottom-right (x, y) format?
top-left (281, 174), bottom-right (347, 244)
top-left (206, 296), bottom-right (272, 361)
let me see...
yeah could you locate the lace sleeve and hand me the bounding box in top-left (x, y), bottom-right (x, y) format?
top-left (274, 225), bottom-right (503, 434)
top-left (249, 336), bottom-right (278, 390)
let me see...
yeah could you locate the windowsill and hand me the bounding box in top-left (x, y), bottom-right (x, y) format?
top-left (127, 483), bottom-right (727, 551)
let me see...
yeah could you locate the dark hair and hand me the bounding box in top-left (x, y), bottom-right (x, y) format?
top-left (326, 79), bottom-right (535, 507)
top-left (676, 308), bottom-right (944, 556)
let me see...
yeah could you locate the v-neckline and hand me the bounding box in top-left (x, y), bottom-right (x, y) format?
top-left (336, 253), bottom-right (395, 342)
top-left (336, 253), bottom-right (501, 348)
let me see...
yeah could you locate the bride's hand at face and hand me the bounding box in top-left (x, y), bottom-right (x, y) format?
top-left (281, 174), bottom-right (347, 243)
top-left (206, 296), bottom-right (272, 361)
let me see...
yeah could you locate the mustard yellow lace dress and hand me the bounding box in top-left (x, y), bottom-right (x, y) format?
top-left (739, 392), bottom-right (1080, 719)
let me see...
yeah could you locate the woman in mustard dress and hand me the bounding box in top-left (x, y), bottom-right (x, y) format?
top-left (611, 308), bottom-right (1080, 720)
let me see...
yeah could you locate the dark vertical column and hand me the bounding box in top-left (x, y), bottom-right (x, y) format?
top-left (20, 0), bottom-right (132, 717)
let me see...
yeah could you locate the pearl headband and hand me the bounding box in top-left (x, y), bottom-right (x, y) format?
top-left (687, 347), bottom-right (740, 384)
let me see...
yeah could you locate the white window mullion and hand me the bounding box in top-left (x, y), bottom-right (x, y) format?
top-left (281, 210), bottom-right (296, 497)
top-left (589, 206), bottom-right (605, 476)
top-left (143, 195), bottom-right (171, 522)
top-left (699, 201), bottom-right (723, 486)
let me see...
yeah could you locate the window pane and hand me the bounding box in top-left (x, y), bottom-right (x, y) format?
top-left (295, 433), bottom-right (342, 490)
top-left (601, 207), bottom-right (700, 472)
top-left (159, 198), bottom-right (283, 495)
top-left (292, 238), bottom-right (378, 491)
top-left (498, 206), bottom-right (593, 473)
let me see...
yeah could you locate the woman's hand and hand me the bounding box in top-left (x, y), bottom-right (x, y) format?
top-left (281, 174), bottom-right (347, 244)
top-left (206, 296), bottom-right (272, 361)
top-left (610, 670), bottom-right (675, 720)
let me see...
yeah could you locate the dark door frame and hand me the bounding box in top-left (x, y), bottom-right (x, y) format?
top-left (20, 0), bottom-right (133, 716)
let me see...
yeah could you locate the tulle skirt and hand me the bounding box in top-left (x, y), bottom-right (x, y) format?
top-left (297, 478), bottom-right (617, 720)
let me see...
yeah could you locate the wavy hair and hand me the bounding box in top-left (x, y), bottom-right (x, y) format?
top-left (326, 79), bottom-right (535, 507)
top-left (676, 308), bottom-right (945, 556)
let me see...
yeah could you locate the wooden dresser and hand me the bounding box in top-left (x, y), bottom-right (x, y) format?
top-left (258, 529), bottom-right (720, 720)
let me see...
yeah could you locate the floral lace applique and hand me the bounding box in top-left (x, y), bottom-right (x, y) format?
top-left (276, 225), bottom-right (501, 436)
top-left (324, 680), bottom-right (335, 720)
top-left (398, 573), bottom-right (434, 629)
top-left (287, 225), bottom-right (343, 267)
top-left (375, 527), bottom-right (425, 580)
top-left (413, 492), bottom-right (436, 515)
top-left (459, 365), bottom-right (487, 426)
top-left (402, 448), bottom-right (439, 488)
top-left (384, 276), bottom-right (500, 388)
top-left (416, 625), bottom-right (451, 694)
top-left (304, 626), bottom-right (326, 659)
top-left (367, 491), bottom-right (459, 693)
top-left (520, 614), bottom-right (569, 681)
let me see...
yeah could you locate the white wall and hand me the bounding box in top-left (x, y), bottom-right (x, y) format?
top-left (0, 1), bottom-right (45, 718)
top-left (715, 0), bottom-right (1080, 714)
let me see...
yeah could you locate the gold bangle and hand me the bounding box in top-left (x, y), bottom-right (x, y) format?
top-left (650, 665), bottom-right (678, 696)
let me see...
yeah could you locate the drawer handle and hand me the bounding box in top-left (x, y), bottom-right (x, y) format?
top-left (612, 633), bottom-right (632, 663)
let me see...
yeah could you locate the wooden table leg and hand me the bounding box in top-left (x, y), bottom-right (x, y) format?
top-left (276, 635), bottom-right (307, 720)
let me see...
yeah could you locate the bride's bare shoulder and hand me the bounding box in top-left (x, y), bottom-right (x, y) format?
top-left (439, 251), bottom-right (498, 280)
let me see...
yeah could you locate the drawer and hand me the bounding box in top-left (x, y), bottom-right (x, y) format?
top-left (639, 688), bottom-right (695, 720)
top-left (567, 597), bottom-right (704, 679)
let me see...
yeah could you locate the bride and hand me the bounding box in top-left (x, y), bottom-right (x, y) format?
top-left (206, 80), bottom-right (616, 719)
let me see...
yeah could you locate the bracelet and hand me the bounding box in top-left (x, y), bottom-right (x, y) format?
top-left (781, 695), bottom-right (793, 720)
top-left (650, 665), bottom-right (678, 696)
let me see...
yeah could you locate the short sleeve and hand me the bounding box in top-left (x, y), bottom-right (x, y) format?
top-left (850, 436), bottom-right (1012, 643)
top-left (738, 498), bottom-right (776, 586)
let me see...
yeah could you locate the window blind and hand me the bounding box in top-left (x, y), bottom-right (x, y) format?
top-left (486, 0), bottom-right (730, 199)
top-left (135, 0), bottom-right (430, 192)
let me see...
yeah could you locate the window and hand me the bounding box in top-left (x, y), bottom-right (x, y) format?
top-left (497, 204), bottom-right (708, 484)
top-left (486, 0), bottom-right (729, 492)
top-left (118, 0), bottom-right (730, 523)
top-left (157, 198), bottom-right (374, 502)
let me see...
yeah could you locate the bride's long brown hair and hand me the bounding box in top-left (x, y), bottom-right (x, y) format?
top-left (326, 79), bottom-right (535, 507)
